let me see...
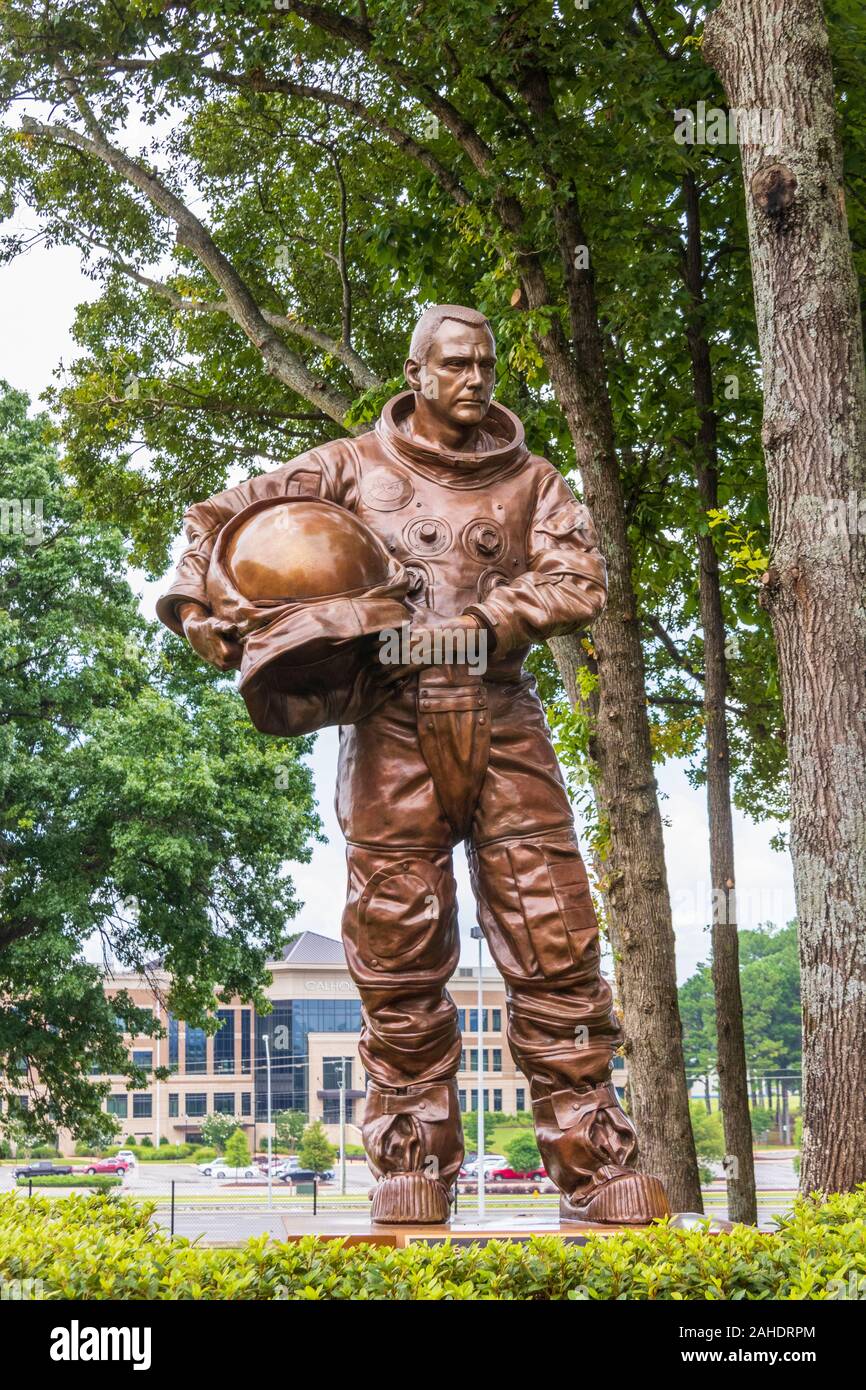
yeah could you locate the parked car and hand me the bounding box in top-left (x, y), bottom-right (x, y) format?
top-left (460, 1155), bottom-right (507, 1177)
top-left (258, 1156), bottom-right (296, 1175)
top-left (13, 1160), bottom-right (73, 1178)
top-left (115, 1149), bottom-right (137, 1166)
top-left (83, 1158), bottom-right (129, 1175)
top-left (489, 1166), bottom-right (547, 1181)
top-left (275, 1164), bottom-right (333, 1183)
top-left (209, 1164), bottom-right (257, 1180)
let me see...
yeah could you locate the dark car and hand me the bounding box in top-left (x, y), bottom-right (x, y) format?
top-left (13, 1160), bottom-right (74, 1178)
top-left (276, 1166), bottom-right (334, 1184)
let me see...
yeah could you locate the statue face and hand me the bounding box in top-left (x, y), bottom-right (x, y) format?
top-left (406, 320), bottom-right (496, 430)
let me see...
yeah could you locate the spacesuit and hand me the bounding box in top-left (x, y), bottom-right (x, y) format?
top-left (158, 389), bottom-right (668, 1225)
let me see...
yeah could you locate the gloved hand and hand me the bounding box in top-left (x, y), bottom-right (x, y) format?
top-left (178, 601), bottom-right (243, 672)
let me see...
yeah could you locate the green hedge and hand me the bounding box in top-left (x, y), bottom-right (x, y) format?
top-left (102, 1143), bottom-right (212, 1162)
top-left (15, 1175), bottom-right (122, 1191)
top-left (1, 1188), bottom-right (866, 1299)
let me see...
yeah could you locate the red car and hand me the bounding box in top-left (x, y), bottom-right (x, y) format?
top-left (82, 1158), bottom-right (129, 1175)
top-left (490, 1166), bottom-right (547, 1181)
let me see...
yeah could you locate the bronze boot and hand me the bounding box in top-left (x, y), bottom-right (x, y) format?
top-left (531, 1081), bottom-right (671, 1226)
top-left (363, 1079), bottom-right (462, 1224)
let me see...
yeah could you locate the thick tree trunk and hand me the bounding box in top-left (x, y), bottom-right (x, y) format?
top-left (706, 0), bottom-right (866, 1194)
top-left (682, 171), bottom-right (758, 1223)
top-left (547, 403), bottom-right (703, 1212)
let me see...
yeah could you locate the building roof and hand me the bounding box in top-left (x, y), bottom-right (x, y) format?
top-left (280, 931), bottom-right (347, 967)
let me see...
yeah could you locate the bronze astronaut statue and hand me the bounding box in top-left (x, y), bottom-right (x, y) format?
top-left (158, 304), bottom-right (670, 1227)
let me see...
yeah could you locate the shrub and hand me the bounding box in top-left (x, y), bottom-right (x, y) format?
top-left (2, 1188), bottom-right (865, 1300)
top-left (298, 1121), bottom-right (336, 1173)
top-left (140, 1137), bottom-right (153, 1148)
top-left (16, 1175), bottom-right (122, 1191)
top-left (505, 1134), bottom-right (542, 1173)
top-left (128, 1143), bottom-right (199, 1162)
top-left (689, 1101), bottom-right (725, 1165)
top-left (749, 1106), bottom-right (774, 1139)
top-left (223, 1130), bottom-right (252, 1168)
top-left (26, 1145), bottom-right (62, 1160)
top-left (74, 1141), bottom-right (95, 1157)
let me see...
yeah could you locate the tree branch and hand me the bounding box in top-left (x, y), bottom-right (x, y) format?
top-left (22, 64), bottom-right (361, 429)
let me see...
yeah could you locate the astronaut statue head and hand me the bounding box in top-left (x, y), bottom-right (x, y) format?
top-left (403, 304), bottom-right (497, 449)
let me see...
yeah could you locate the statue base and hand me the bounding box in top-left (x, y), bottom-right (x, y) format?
top-left (277, 1208), bottom-right (666, 1248)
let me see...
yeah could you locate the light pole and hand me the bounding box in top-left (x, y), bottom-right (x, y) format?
top-left (470, 925), bottom-right (485, 1218)
top-left (154, 1000), bottom-right (161, 1149)
top-left (338, 1059), bottom-right (347, 1196)
top-left (263, 1034), bottom-right (273, 1211)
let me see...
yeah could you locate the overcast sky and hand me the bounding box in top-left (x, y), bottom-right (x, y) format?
top-left (0, 219), bottom-right (796, 983)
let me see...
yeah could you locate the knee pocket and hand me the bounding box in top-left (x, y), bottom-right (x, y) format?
top-left (475, 833), bottom-right (599, 979)
top-left (357, 857), bottom-right (456, 972)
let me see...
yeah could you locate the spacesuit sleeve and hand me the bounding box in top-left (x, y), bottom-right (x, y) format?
top-left (463, 467), bottom-right (607, 655)
top-left (155, 450), bottom-right (338, 635)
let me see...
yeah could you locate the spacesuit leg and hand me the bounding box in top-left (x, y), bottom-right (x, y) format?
top-left (469, 680), bottom-right (670, 1224)
top-left (336, 687), bottom-right (465, 1222)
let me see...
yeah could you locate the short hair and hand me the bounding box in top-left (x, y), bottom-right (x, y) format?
top-left (408, 304), bottom-right (493, 364)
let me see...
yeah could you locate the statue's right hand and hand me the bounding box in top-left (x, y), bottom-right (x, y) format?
top-left (178, 602), bottom-right (243, 672)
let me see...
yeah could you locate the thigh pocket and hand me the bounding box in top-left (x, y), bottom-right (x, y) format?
top-left (507, 838), bottom-right (598, 977)
top-left (358, 860), bottom-right (453, 972)
top-left (547, 858), bottom-right (600, 972)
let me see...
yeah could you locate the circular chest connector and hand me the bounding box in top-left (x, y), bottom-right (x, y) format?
top-left (477, 567), bottom-right (510, 600)
top-left (360, 466), bottom-right (414, 512)
top-left (404, 516), bottom-right (453, 556)
top-left (462, 517), bottom-right (507, 563)
top-left (404, 560), bottom-right (433, 606)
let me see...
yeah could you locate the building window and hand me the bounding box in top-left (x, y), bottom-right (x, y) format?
top-left (457, 1009), bottom-right (465, 1030)
top-left (458, 1090), bottom-right (467, 1112)
top-left (168, 1013), bottom-right (179, 1074)
top-left (214, 1010), bottom-right (235, 1075)
top-left (133, 1094), bottom-right (152, 1119)
top-left (516, 1088), bottom-right (525, 1112)
top-left (459, 1049), bottom-right (467, 1072)
top-left (468, 1049), bottom-right (500, 1072)
top-left (241, 1010), bottom-right (251, 1075)
top-left (168, 1094), bottom-right (179, 1118)
top-left (214, 1093), bottom-right (235, 1115)
top-left (132, 1050), bottom-right (152, 1069)
top-left (241, 1092), bottom-right (251, 1116)
top-left (493, 1089), bottom-right (502, 1112)
top-left (613, 1055), bottom-right (625, 1070)
top-left (107, 1094), bottom-right (128, 1118)
top-left (254, 1000), bottom-right (361, 1118)
top-left (185, 1093), bottom-right (207, 1117)
top-left (185, 1026), bottom-right (207, 1075)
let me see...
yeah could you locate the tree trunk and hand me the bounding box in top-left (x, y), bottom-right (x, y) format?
top-left (682, 171), bottom-right (758, 1223)
top-left (705, 1075), bottom-right (712, 1115)
top-left (706, 0), bottom-right (866, 1194)
top-left (547, 437), bottom-right (702, 1211)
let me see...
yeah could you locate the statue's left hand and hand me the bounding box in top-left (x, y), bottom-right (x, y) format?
top-left (178, 602), bottom-right (243, 672)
